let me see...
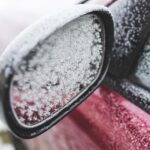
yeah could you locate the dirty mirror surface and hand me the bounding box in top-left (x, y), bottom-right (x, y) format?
top-left (10, 13), bottom-right (105, 127)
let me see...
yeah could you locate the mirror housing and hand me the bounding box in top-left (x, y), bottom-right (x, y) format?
top-left (0, 5), bottom-right (113, 138)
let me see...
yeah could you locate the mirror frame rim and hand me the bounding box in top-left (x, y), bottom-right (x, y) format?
top-left (0, 5), bottom-right (114, 139)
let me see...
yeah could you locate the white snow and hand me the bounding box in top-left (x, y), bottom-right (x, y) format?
top-left (0, 5), bottom-right (108, 77)
top-left (10, 12), bottom-right (105, 127)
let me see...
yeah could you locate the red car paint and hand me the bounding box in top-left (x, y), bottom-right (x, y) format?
top-left (71, 87), bottom-right (150, 149)
top-left (25, 86), bottom-right (150, 150)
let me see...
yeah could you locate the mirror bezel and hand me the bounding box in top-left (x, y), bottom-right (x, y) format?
top-left (0, 5), bottom-right (114, 139)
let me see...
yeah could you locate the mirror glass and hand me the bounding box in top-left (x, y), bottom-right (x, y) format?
top-left (10, 13), bottom-right (105, 127)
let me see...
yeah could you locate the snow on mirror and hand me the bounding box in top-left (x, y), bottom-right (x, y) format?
top-left (10, 13), bottom-right (105, 127)
top-left (0, 5), bottom-right (113, 138)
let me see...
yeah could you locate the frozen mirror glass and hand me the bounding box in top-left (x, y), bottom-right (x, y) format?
top-left (0, 5), bottom-right (113, 138)
top-left (11, 14), bottom-right (105, 126)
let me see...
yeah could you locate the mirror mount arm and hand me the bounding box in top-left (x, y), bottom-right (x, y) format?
top-left (102, 0), bottom-right (150, 115)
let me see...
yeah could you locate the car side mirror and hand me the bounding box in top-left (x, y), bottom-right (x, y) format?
top-left (0, 4), bottom-right (113, 138)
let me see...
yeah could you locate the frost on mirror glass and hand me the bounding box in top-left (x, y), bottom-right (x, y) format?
top-left (10, 13), bottom-right (105, 126)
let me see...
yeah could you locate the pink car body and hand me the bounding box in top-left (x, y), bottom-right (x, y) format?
top-left (24, 86), bottom-right (150, 150)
